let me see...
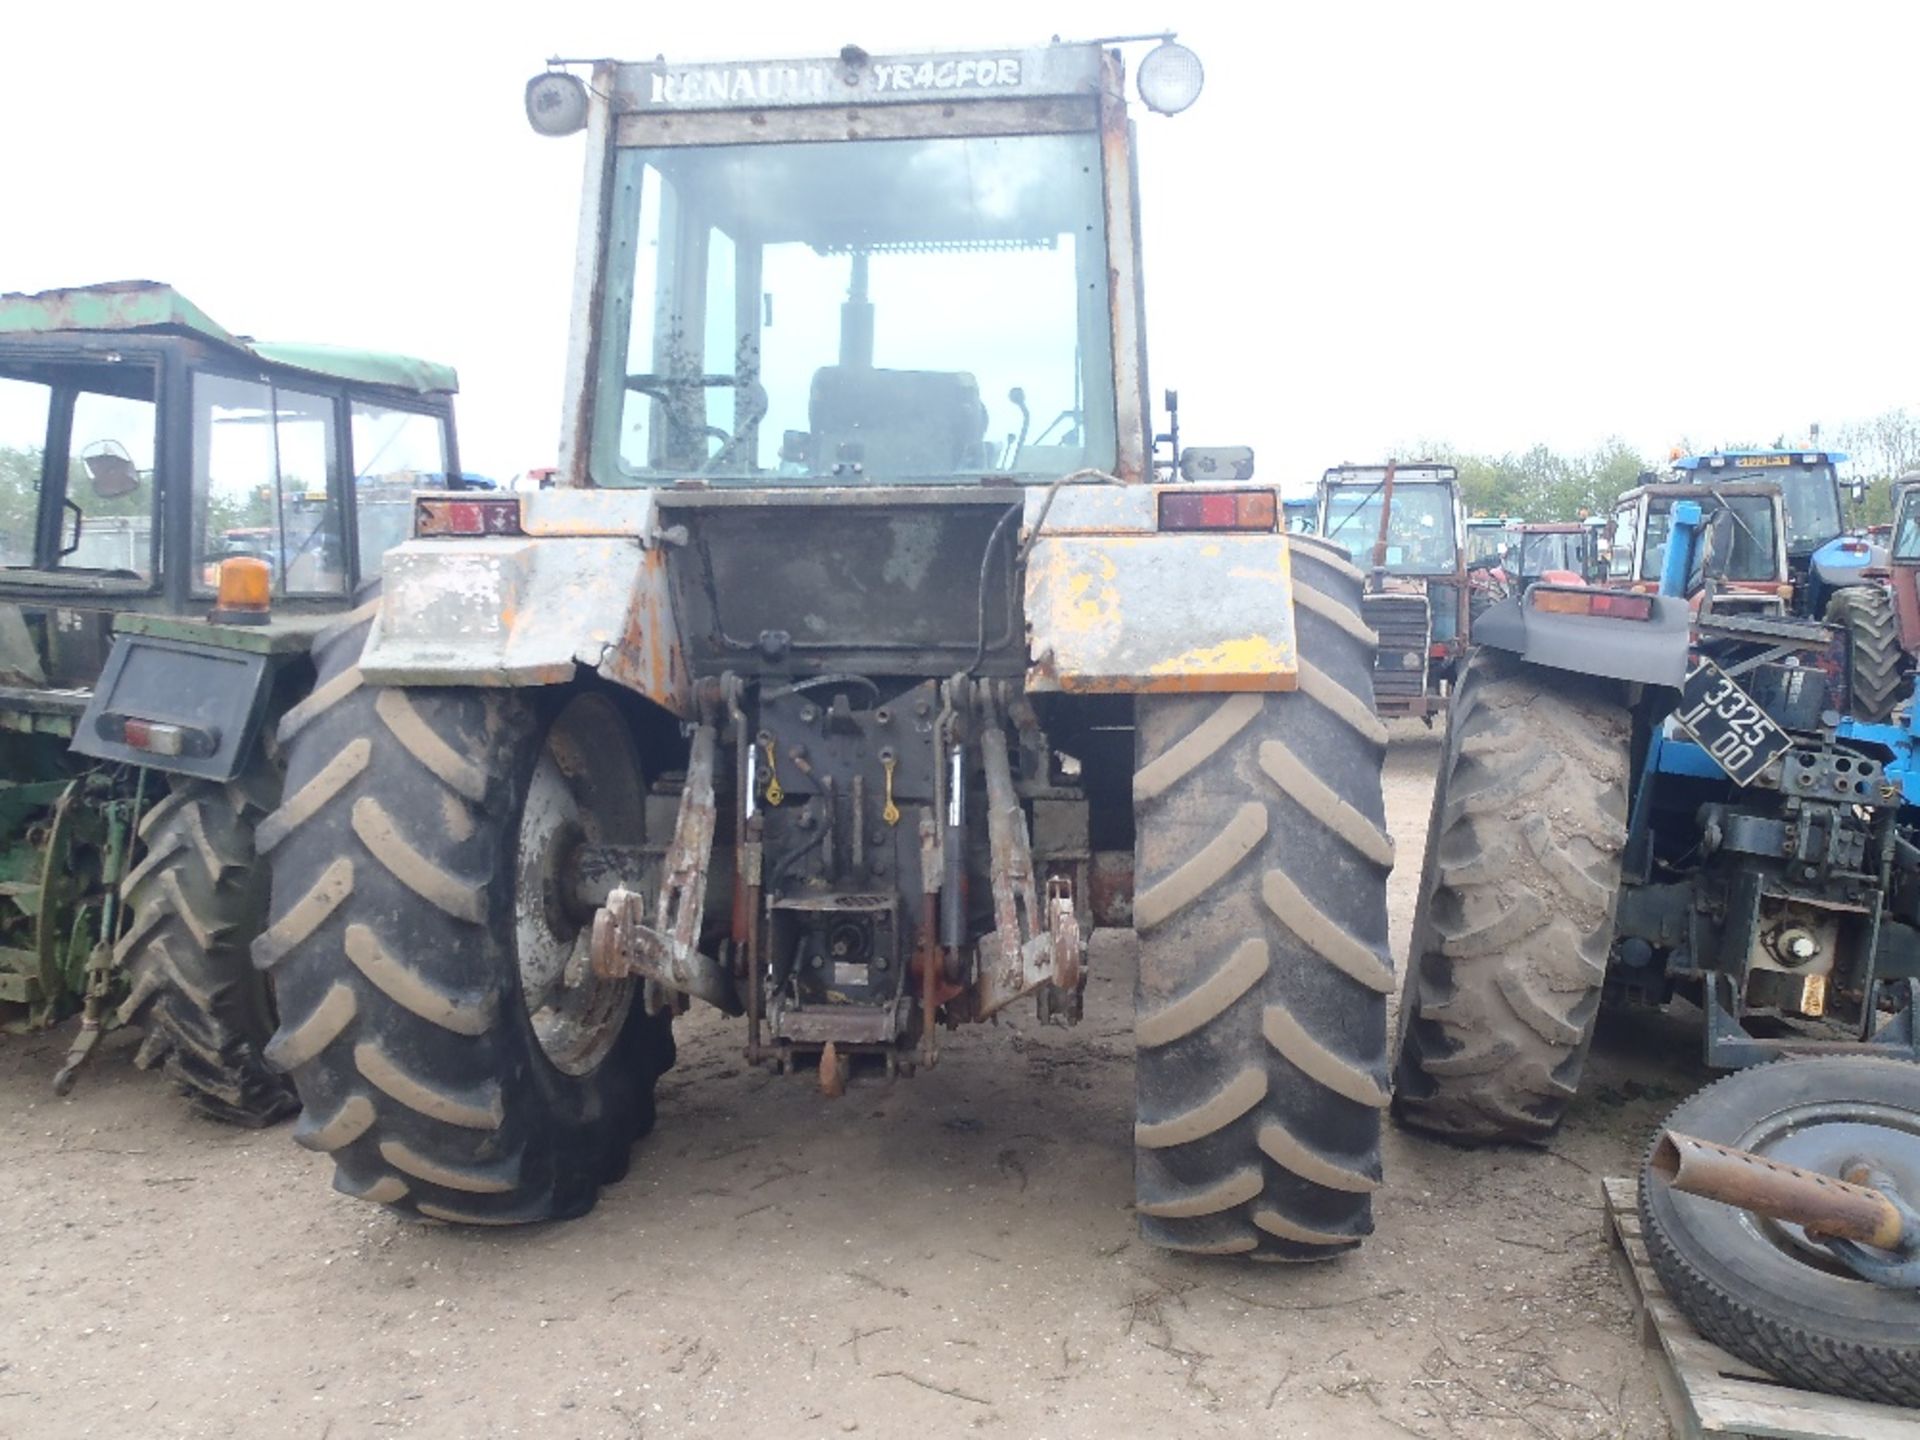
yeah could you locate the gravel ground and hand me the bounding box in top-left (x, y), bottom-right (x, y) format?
top-left (0, 724), bottom-right (1705, 1438)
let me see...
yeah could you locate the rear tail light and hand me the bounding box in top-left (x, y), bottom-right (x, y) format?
top-left (415, 496), bottom-right (523, 537)
top-left (1531, 586), bottom-right (1654, 621)
top-left (95, 714), bottom-right (218, 758)
top-left (1158, 490), bottom-right (1277, 532)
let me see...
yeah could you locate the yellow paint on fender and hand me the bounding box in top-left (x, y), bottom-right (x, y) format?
top-left (1025, 531), bottom-right (1298, 693)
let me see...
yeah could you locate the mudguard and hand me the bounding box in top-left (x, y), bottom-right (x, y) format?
top-left (1472, 590), bottom-right (1690, 689)
top-left (1023, 482), bottom-right (1298, 693)
top-left (358, 535), bottom-right (690, 713)
top-left (72, 634), bottom-right (274, 783)
top-left (1811, 535), bottom-right (1888, 592)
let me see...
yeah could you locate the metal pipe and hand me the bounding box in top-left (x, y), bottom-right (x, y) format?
top-left (1369, 458), bottom-right (1398, 585)
top-left (939, 723), bottom-right (965, 950)
top-left (1652, 1129), bottom-right (1909, 1251)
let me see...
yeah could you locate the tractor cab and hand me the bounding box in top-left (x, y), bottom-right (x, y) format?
top-left (1674, 451), bottom-right (1878, 613)
top-left (1608, 481), bottom-right (1788, 617)
top-left (0, 284), bottom-right (461, 671)
top-left (1504, 521), bottom-right (1592, 590)
top-left (0, 282), bottom-right (462, 1099)
top-left (1463, 515), bottom-right (1513, 569)
top-left (1315, 462), bottom-right (1468, 717)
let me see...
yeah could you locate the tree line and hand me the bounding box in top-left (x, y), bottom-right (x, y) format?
top-left (1403, 407), bottom-right (1920, 527)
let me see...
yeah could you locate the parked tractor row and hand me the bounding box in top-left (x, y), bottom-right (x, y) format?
top-left (6, 41), bottom-right (1915, 1396)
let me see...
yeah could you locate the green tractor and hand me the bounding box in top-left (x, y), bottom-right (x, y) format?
top-left (0, 281), bottom-right (460, 1121)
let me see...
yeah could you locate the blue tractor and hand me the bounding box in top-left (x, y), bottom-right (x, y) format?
top-left (1396, 494), bottom-right (1920, 1145)
top-left (1674, 450), bottom-right (1901, 718)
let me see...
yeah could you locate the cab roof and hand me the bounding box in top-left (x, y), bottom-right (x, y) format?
top-left (1322, 462), bottom-right (1457, 483)
top-left (0, 281), bottom-right (458, 396)
top-left (1675, 449), bottom-right (1847, 469)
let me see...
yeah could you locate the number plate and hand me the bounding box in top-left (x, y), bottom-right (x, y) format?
top-left (1672, 660), bottom-right (1792, 786)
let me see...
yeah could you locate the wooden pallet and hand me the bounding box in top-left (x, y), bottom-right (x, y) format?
top-left (1602, 1177), bottom-right (1920, 1440)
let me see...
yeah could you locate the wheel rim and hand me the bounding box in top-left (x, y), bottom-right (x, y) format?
top-left (1732, 1098), bottom-right (1920, 1278)
top-left (514, 693), bottom-right (644, 1077)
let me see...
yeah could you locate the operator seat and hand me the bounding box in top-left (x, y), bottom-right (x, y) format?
top-left (807, 366), bottom-right (990, 477)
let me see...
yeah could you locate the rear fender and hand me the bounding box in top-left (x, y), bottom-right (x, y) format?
top-left (358, 536), bottom-right (691, 714)
top-left (72, 634), bottom-right (276, 783)
top-left (1022, 482), bottom-right (1297, 693)
top-left (1472, 590), bottom-right (1690, 688)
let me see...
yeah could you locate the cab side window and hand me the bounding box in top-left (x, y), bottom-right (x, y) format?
top-left (192, 373), bottom-right (345, 595)
top-left (349, 401), bottom-right (447, 578)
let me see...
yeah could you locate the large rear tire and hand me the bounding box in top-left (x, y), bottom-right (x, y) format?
top-left (116, 765), bottom-right (297, 1126)
top-left (1392, 650), bottom-right (1630, 1143)
top-left (1827, 586), bottom-right (1903, 723)
top-left (1639, 1057), bottom-right (1920, 1407)
top-left (1132, 535), bottom-right (1395, 1259)
top-left (253, 601), bottom-right (673, 1223)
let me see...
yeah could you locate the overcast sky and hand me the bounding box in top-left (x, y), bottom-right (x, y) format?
top-left (6, 1), bottom-right (1915, 491)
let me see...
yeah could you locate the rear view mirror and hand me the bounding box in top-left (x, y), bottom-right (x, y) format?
top-left (81, 444), bottom-right (141, 499)
top-left (1852, 479), bottom-right (1869, 506)
top-left (1178, 446), bottom-right (1254, 482)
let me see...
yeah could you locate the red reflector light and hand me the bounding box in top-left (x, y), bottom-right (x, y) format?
top-left (1158, 490), bottom-right (1278, 532)
top-left (1531, 586), bottom-right (1653, 621)
top-left (414, 496), bottom-right (523, 538)
top-left (1591, 592), bottom-right (1654, 620)
top-left (121, 718), bottom-right (187, 756)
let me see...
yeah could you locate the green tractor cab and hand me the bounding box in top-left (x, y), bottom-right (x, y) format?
top-left (0, 280), bottom-right (460, 1118)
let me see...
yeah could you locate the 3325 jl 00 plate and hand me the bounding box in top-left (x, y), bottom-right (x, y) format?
top-left (1671, 659), bottom-right (1793, 787)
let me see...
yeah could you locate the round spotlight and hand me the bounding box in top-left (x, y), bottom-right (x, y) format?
top-left (525, 71), bottom-right (590, 137)
top-left (1136, 41), bottom-right (1204, 116)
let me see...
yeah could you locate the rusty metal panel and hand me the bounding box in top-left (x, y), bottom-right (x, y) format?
top-left (358, 537), bottom-right (691, 713)
top-left (1025, 532), bottom-right (1299, 693)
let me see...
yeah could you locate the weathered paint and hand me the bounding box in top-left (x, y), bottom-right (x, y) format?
top-left (358, 537), bottom-right (690, 713)
top-left (1025, 532), bottom-right (1298, 693)
top-left (515, 487), bottom-right (659, 537)
top-left (0, 282), bottom-right (457, 396)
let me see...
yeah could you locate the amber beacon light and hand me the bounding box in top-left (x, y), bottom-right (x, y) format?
top-left (210, 556), bottom-right (272, 625)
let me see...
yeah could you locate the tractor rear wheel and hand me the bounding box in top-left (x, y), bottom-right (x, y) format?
top-left (253, 601), bottom-right (673, 1222)
top-left (1827, 586), bottom-right (1903, 722)
top-left (116, 764), bottom-right (296, 1126)
top-left (1132, 534), bottom-right (1395, 1259)
top-left (1392, 650), bottom-right (1631, 1143)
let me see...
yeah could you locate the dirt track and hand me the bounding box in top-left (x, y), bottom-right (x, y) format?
top-left (0, 726), bottom-right (1704, 1438)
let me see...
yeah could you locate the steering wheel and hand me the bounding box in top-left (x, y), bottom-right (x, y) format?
top-left (626, 373), bottom-right (763, 473)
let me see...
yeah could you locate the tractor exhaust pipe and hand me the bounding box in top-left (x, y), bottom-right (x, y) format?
top-left (1651, 1129), bottom-right (1910, 1252)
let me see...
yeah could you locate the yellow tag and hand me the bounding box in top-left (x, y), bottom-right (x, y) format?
top-left (881, 754), bottom-right (900, 827)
